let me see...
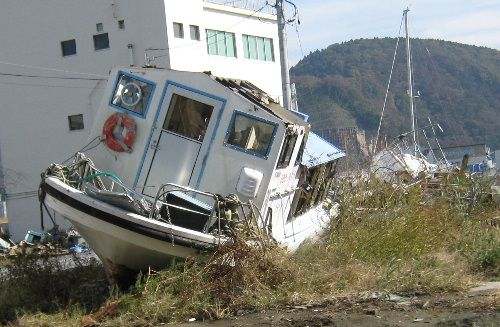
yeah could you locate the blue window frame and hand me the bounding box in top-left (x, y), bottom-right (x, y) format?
top-left (224, 111), bottom-right (277, 159)
top-left (109, 72), bottom-right (156, 118)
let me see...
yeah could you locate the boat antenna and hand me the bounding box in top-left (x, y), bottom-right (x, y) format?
top-left (404, 8), bottom-right (418, 156)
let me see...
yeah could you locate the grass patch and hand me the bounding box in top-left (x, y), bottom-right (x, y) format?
top-left (6, 175), bottom-right (499, 325)
top-left (0, 253), bottom-right (107, 324)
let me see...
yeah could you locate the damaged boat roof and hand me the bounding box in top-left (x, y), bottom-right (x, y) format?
top-left (207, 73), bottom-right (344, 167)
top-left (302, 132), bottom-right (345, 167)
top-left (210, 75), bottom-right (310, 129)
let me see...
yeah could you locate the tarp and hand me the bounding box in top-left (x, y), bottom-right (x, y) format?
top-left (302, 132), bottom-right (345, 167)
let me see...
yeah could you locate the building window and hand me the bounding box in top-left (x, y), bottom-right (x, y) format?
top-left (68, 114), bottom-right (84, 131)
top-left (173, 22), bottom-right (184, 38)
top-left (206, 29), bottom-right (236, 57)
top-left (118, 20), bottom-right (125, 29)
top-left (110, 73), bottom-right (155, 117)
top-left (61, 39), bottom-right (76, 57)
top-left (225, 112), bottom-right (276, 158)
top-left (242, 35), bottom-right (274, 61)
top-left (96, 22), bottom-right (103, 32)
top-left (93, 33), bottom-right (109, 50)
top-left (163, 94), bottom-right (214, 142)
top-left (190, 25), bottom-right (200, 41)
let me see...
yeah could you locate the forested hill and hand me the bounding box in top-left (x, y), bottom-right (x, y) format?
top-left (290, 38), bottom-right (500, 149)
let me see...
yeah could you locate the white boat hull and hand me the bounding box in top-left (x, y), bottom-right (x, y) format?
top-left (42, 177), bottom-right (221, 283)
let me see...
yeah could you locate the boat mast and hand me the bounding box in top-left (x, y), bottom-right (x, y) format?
top-left (275, 0), bottom-right (292, 111)
top-left (404, 8), bottom-right (417, 156)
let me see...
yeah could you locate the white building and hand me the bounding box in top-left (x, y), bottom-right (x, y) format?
top-left (0, 0), bottom-right (282, 240)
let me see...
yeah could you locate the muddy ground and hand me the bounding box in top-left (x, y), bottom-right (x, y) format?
top-left (177, 288), bottom-right (499, 327)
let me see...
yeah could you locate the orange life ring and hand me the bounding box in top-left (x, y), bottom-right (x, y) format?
top-left (102, 112), bottom-right (136, 152)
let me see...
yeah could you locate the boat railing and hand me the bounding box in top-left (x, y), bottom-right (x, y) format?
top-left (151, 183), bottom-right (222, 236)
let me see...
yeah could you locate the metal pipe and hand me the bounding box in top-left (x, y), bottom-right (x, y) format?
top-left (127, 44), bottom-right (134, 66)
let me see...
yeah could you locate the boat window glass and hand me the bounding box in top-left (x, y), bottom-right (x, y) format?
top-left (295, 137), bottom-right (305, 166)
top-left (111, 74), bottom-right (154, 116)
top-left (277, 133), bottom-right (298, 168)
top-left (226, 112), bottom-right (276, 158)
top-left (163, 94), bottom-right (214, 142)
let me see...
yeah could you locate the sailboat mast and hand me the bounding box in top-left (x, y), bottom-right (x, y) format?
top-left (404, 8), bottom-right (417, 156)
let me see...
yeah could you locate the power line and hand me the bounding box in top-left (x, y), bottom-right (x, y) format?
top-left (0, 60), bottom-right (108, 78)
top-left (0, 72), bottom-right (105, 81)
top-left (0, 80), bottom-right (106, 89)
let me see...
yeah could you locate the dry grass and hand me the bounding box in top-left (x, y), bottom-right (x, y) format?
top-left (4, 174), bottom-right (499, 326)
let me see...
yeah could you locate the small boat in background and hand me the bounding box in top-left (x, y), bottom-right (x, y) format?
top-left (371, 8), bottom-right (447, 183)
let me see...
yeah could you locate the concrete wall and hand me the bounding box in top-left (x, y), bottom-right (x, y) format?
top-left (0, 0), bottom-right (280, 240)
top-left (164, 0), bottom-right (282, 99)
top-left (0, 0), bottom-right (169, 240)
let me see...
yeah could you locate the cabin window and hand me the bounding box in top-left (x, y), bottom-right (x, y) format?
top-left (225, 112), bottom-right (276, 158)
top-left (173, 22), bottom-right (184, 38)
top-left (96, 23), bottom-right (103, 32)
top-left (110, 73), bottom-right (154, 117)
top-left (118, 20), bottom-right (125, 30)
top-left (206, 29), bottom-right (236, 57)
top-left (289, 161), bottom-right (338, 219)
top-left (68, 114), bottom-right (84, 131)
top-left (242, 35), bottom-right (274, 61)
top-left (277, 133), bottom-right (297, 168)
top-left (163, 94), bottom-right (214, 142)
top-left (295, 138), bottom-right (305, 166)
top-left (190, 25), bottom-right (200, 41)
top-left (61, 39), bottom-right (76, 57)
top-left (93, 33), bottom-right (109, 50)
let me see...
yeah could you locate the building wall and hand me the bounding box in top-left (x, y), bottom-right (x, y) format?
top-left (0, 0), bottom-right (281, 240)
top-left (164, 0), bottom-right (282, 100)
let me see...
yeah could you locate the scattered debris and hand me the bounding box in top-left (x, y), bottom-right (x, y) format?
top-left (0, 236), bottom-right (13, 251)
top-left (0, 227), bottom-right (90, 259)
top-left (81, 300), bottom-right (120, 327)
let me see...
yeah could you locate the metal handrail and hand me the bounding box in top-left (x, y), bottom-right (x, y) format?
top-left (150, 183), bottom-right (222, 237)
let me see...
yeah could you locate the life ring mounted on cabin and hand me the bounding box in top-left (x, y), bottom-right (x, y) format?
top-left (102, 112), bottom-right (136, 153)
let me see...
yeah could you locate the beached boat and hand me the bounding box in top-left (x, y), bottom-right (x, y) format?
top-left (39, 66), bottom-right (344, 285)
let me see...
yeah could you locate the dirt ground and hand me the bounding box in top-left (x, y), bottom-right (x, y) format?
top-left (177, 287), bottom-right (499, 327)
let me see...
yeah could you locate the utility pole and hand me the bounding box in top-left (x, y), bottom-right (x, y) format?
top-left (275, 0), bottom-right (292, 111)
top-left (0, 143), bottom-right (7, 231)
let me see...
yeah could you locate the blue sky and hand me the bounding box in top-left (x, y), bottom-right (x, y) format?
top-left (286, 0), bottom-right (500, 65)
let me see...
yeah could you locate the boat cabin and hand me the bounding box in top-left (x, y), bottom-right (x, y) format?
top-left (86, 66), bottom-right (344, 245)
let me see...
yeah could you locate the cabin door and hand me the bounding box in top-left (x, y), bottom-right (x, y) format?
top-left (141, 91), bottom-right (217, 198)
